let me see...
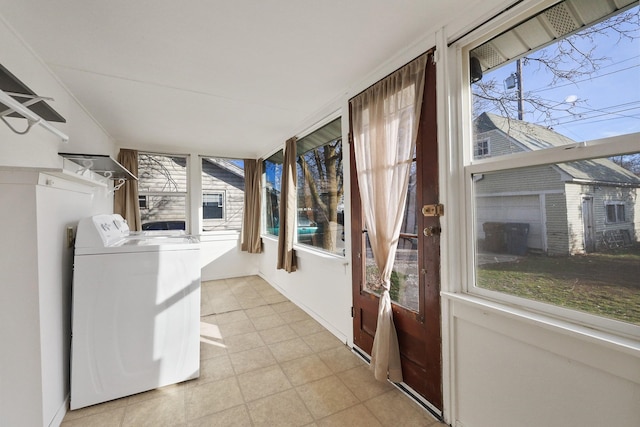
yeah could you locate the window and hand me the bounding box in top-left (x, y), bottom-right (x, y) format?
top-left (296, 117), bottom-right (344, 255)
top-left (138, 195), bottom-right (148, 209)
top-left (138, 153), bottom-right (188, 230)
top-left (263, 152), bottom-right (283, 236)
top-left (201, 157), bottom-right (244, 232)
top-left (474, 138), bottom-right (489, 158)
top-left (465, 2), bottom-right (640, 328)
top-left (606, 202), bottom-right (626, 224)
top-left (203, 192), bottom-right (224, 219)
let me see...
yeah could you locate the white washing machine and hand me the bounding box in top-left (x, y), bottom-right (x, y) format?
top-left (70, 214), bottom-right (201, 410)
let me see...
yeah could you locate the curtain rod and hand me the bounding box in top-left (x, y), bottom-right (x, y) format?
top-left (447, 0), bottom-right (526, 47)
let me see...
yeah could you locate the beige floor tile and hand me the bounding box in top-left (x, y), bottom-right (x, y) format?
top-left (186, 377), bottom-right (244, 420)
top-left (289, 318), bottom-right (326, 336)
top-left (268, 337), bottom-right (315, 363)
top-left (195, 354), bottom-right (236, 384)
top-left (259, 324), bottom-right (299, 345)
top-left (61, 407), bottom-right (126, 427)
top-left (281, 354), bottom-right (333, 386)
top-left (122, 393), bottom-right (186, 427)
top-left (247, 389), bottom-right (314, 427)
top-left (302, 330), bottom-right (344, 353)
top-left (126, 382), bottom-right (186, 405)
top-left (364, 389), bottom-right (440, 426)
top-left (237, 364), bottom-right (293, 402)
top-left (64, 397), bottom-right (129, 421)
top-left (317, 346), bottom-right (366, 374)
top-left (218, 319), bottom-right (256, 338)
top-left (281, 307), bottom-right (314, 324)
top-left (214, 310), bottom-right (249, 325)
top-left (245, 304), bottom-right (278, 319)
top-left (270, 301), bottom-right (299, 313)
top-left (251, 313), bottom-right (287, 330)
top-left (338, 365), bottom-right (394, 401)
top-left (224, 331), bottom-right (265, 354)
top-left (200, 335), bottom-right (229, 360)
top-left (188, 405), bottom-right (252, 427)
top-left (263, 293), bottom-right (289, 304)
top-left (238, 295), bottom-right (269, 309)
top-left (210, 295), bottom-right (242, 313)
top-left (228, 346), bottom-right (277, 374)
top-left (316, 404), bottom-right (383, 427)
top-left (296, 376), bottom-right (360, 419)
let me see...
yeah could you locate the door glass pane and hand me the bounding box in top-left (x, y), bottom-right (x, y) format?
top-left (474, 152), bottom-right (640, 325)
top-left (363, 161), bottom-right (419, 312)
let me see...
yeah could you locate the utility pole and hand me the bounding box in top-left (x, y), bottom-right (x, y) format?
top-left (516, 58), bottom-right (524, 120)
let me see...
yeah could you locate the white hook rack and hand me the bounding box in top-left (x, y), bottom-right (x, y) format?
top-left (0, 89), bottom-right (69, 142)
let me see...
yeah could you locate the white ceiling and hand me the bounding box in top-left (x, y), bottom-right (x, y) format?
top-left (0, 0), bottom-right (469, 158)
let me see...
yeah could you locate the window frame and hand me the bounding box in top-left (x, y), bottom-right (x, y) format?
top-left (137, 151), bottom-right (190, 232)
top-left (605, 201), bottom-right (626, 224)
top-left (202, 191), bottom-right (225, 220)
top-left (294, 115), bottom-right (345, 257)
top-left (456, 2), bottom-right (640, 339)
top-left (474, 137), bottom-right (490, 158)
top-left (262, 150), bottom-right (284, 239)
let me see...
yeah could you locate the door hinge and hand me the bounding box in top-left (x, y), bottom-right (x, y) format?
top-left (422, 203), bottom-right (444, 217)
top-left (351, 306), bottom-right (355, 318)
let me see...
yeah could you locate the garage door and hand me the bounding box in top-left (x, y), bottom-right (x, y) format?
top-left (476, 194), bottom-right (544, 250)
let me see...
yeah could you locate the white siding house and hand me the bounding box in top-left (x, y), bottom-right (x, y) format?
top-left (475, 112), bottom-right (640, 255)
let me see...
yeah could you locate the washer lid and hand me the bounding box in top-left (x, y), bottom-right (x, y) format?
top-left (75, 236), bottom-right (199, 255)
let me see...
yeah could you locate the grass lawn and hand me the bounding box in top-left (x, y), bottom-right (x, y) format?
top-left (477, 245), bottom-right (640, 325)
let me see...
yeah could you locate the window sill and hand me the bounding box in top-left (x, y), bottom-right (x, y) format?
top-left (293, 243), bottom-right (346, 261)
top-left (442, 291), bottom-right (640, 356)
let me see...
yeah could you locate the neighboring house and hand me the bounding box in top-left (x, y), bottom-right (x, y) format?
top-left (474, 112), bottom-right (640, 255)
top-left (138, 155), bottom-right (244, 231)
top-left (201, 158), bottom-right (245, 231)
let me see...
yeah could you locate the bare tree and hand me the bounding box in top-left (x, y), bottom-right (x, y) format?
top-left (297, 139), bottom-right (344, 251)
top-left (472, 9), bottom-right (639, 127)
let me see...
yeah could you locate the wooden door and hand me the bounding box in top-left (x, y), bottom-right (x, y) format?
top-left (350, 51), bottom-right (442, 411)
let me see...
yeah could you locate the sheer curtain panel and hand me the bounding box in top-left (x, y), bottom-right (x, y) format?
top-left (114, 149), bottom-right (141, 231)
top-left (350, 54), bottom-right (427, 382)
top-left (276, 137), bottom-right (298, 272)
top-left (241, 159), bottom-right (264, 253)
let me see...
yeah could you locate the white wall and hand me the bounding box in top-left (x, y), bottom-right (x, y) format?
top-left (200, 233), bottom-right (259, 281)
top-left (446, 295), bottom-right (640, 427)
top-left (0, 172), bottom-right (111, 427)
top-left (0, 12), bottom-right (116, 427)
top-left (258, 237), bottom-right (353, 345)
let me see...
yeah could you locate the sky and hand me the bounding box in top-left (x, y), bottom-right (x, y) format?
top-left (474, 5), bottom-right (640, 143)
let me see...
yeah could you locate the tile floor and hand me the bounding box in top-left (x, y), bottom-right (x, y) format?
top-left (62, 275), bottom-right (444, 427)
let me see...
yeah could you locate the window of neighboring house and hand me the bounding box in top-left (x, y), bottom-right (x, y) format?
top-left (201, 157), bottom-right (244, 232)
top-left (296, 116), bottom-right (344, 256)
top-left (203, 192), bottom-right (224, 220)
top-left (464, 1), bottom-right (640, 329)
top-left (605, 202), bottom-right (626, 223)
top-left (263, 151), bottom-right (283, 237)
top-left (474, 138), bottom-right (489, 158)
top-left (138, 195), bottom-right (148, 209)
top-left (138, 152), bottom-right (188, 231)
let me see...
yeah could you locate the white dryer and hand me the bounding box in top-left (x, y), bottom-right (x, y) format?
top-left (70, 214), bottom-right (201, 410)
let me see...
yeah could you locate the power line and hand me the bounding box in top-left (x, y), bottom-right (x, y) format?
top-left (528, 63), bottom-right (640, 93)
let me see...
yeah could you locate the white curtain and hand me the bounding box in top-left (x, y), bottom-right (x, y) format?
top-left (350, 54), bottom-right (427, 382)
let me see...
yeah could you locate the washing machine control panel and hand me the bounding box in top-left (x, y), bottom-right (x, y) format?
top-left (76, 214), bottom-right (129, 248)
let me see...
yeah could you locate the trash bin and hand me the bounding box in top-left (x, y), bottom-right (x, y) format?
top-left (505, 223), bottom-right (529, 255)
top-left (483, 222), bottom-right (506, 253)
